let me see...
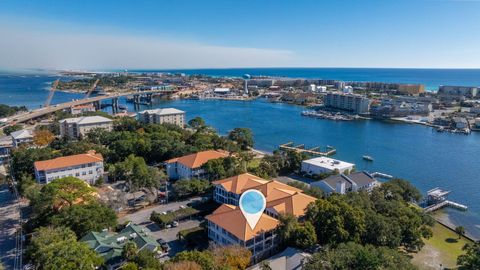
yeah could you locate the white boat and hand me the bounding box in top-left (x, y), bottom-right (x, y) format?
top-left (362, 155), bottom-right (374, 161)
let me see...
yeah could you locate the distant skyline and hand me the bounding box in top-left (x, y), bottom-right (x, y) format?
top-left (1, 0), bottom-right (480, 70)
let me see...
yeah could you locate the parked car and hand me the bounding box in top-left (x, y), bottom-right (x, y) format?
top-left (179, 205), bottom-right (186, 209)
top-left (157, 239), bottom-right (170, 252)
top-left (171, 221), bottom-right (179, 227)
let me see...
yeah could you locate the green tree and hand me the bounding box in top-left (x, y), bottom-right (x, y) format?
top-left (10, 147), bottom-right (59, 179)
top-left (457, 241), bottom-right (480, 269)
top-left (172, 179), bottom-right (212, 198)
top-left (0, 104), bottom-right (27, 117)
top-left (133, 249), bottom-right (162, 269)
top-left (306, 197), bottom-right (366, 245)
top-left (304, 242), bottom-right (417, 270)
top-left (112, 155), bottom-right (161, 193)
top-left (293, 222), bottom-right (317, 249)
top-left (380, 178), bottom-right (422, 202)
top-left (26, 227), bottom-right (103, 270)
top-left (455, 226), bottom-right (465, 239)
top-left (3, 124), bottom-right (22, 135)
top-left (172, 250), bottom-right (215, 270)
top-left (228, 128), bottom-right (254, 150)
top-left (49, 202), bottom-right (118, 238)
top-left (122, 241), bottom-right (138, 261)
top-left (188, 116), bottom-right (206, 129)
top-left (121, 262), bottom-right (139, 270)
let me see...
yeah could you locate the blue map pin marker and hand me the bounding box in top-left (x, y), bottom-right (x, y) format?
top-left (239, 189), bottom-right (266, 229)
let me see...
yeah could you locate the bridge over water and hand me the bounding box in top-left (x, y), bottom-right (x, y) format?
top-left (2, 89), bottom-right (176, 128)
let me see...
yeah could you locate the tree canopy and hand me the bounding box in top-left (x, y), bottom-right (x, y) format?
top-left (26, 226), bottom-right (103, 270)
top-left (457, 241), bottom-right (480, 269)
top-left (304, 242), bottom-right (417, 270)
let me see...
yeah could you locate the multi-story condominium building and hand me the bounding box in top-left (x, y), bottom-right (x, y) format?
top-left (10, 129), bottom-right (34, 147)
top-left (34, 150), bottom-right (104, 184)
top-left (70, 104), bottom-right (96, 115)
top-left (165, 150), bottom-right (228, 180)
top-left (324, 92), bottom-right (370, 114)
top-left (59, 115), bottom-right (113, 139)
top-left (370, 98), bottom-right (432, 118)
top-left (438, 85), bottom-right (478, 100)
top-left (208, 173), bottom-right (317, 262)
top-left (301, 157), bottom-right (355, 176)
top-left (311, 171), bottom-right (378, 195)
top-left (397, 84), bottom-right (425, 95)
top-left (137, 108), bottom-right (185, 127)
top-left (81, 223), bottom-right (159, 270)
top-left (206, 204), bottom-right (280, 263)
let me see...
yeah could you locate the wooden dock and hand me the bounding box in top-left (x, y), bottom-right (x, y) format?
top-left (424, 200), bottom-right (468, 212)
top-left (279, 142), bottom-right (336, 156)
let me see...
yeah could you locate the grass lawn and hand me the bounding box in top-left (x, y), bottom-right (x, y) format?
top-left (411, 222), bottom-right (472, 269)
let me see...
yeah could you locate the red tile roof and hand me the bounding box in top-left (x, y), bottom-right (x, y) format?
top-left (165, 150), bottom-right (228, 169)
top-left (34, 151), bottom-right (103, 171)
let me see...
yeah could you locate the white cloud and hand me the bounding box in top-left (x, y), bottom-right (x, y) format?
top-left (0, 24), bottom-right (296, 70)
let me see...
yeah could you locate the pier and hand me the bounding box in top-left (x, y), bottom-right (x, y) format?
top-left (279, 142), bottom-right (336, 156)
top-left (422, 187), bottom-right (468, 213)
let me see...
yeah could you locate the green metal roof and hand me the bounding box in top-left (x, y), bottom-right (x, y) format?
top-left (80, 223), bottom-right (159, 265)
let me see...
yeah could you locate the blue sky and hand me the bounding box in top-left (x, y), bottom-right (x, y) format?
top-left (0, 0), bottom-right (479, 69)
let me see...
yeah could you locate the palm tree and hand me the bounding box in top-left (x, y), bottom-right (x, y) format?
top-left (455, 226), bottom-right (465, 239)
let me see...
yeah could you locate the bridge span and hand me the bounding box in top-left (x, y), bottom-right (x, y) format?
top-left (2, 89), bottom-right (175, 127)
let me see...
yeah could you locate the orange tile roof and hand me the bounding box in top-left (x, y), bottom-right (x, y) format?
top-left (206, 204), bottom-right (279, 241)
top-left (213, 173), bottom-right (316, 218)
top-left (34, 151), bottom-right (103, 171)
top-left (267, 192), bottom-right (317, 217)
top-left (165, 150), bottom-right (228, 169)
top-left (213, 173), bottom-right (268, 194)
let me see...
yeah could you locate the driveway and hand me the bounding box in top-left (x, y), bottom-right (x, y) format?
top-left (0, 185), bottom-right (21, 270)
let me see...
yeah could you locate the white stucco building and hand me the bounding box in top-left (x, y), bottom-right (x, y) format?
top-left (59, 116), bottom-right (113, 139)
top-left (165, 150), bottom-right (228, 180)
top-left (34, 151), bottom-right (104, 184)
top-left (301, 156), bottom-right (355, 175)
top-left (137, 108), bottom-right (185, 127)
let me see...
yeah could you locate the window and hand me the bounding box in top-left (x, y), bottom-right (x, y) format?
top-left (75, 173), bottom-right (80, 177)
top-left (82, 171), bottom-right (86, 176)
top-left (89, 170), bottom-right (93, 174)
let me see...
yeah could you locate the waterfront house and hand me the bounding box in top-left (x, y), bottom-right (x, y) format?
top-left (59, 115), bottom-right (113, 139)
top-left (165, 150), bottom-right (229, 180)
top-left (137, 108), bottom-right (185, 127)
top-left (70, 104), bottom-right (96, 115)
top-left (10, 129), bottom-right (34, 147)
top-left (34, 150), bottom-right (104, 184)
top-left (81, 223), bottom-right (159, 270)
top-left (311, 171), bottom-right (378, 195)
top-left (301, 156), bottom-right (355, 176)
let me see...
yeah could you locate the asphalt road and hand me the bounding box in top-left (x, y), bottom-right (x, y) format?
top-left (0, 185), bottom-right (20, 270)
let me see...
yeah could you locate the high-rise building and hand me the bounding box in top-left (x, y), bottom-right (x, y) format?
top-left (324, 92), bottom-right (371, 114)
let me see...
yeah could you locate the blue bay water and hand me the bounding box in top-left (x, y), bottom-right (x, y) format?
top-left (1, 70), bottom-right (480, 238)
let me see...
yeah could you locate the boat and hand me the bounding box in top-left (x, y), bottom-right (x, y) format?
top-left (362, 155), bottom-right (374, 161)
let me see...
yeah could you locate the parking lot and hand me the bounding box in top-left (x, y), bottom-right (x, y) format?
top-left (119, 197), bottom-right (205, 260)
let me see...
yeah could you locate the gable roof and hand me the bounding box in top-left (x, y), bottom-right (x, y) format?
top-left (320, 171), bottom-right (376, 191)
top-left (165, 150), bottom-right (228, 169)
top-left (206, 204), bottom-right (279, 241)
top-left (34, 151), bottom-right (103, 171)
